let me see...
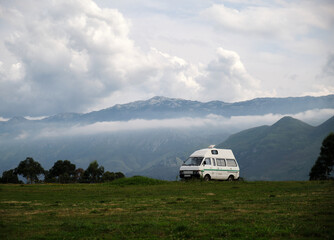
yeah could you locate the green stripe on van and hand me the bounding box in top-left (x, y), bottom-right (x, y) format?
top-left (201, 169), bottom-right (239, 172)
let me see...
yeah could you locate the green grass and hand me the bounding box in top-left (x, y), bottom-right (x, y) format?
top-left (1, 179), bottom-right (333, 239)
top-left (109, 176), bottom-right (167, 186)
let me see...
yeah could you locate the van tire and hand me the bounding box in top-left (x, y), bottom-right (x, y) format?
top-left (227, 175), bottom-right (234, 181)
top-left (204, 175), bottom-right (211, 181)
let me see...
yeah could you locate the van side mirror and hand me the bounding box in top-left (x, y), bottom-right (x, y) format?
top-left (203, 161), bottom-right (206, 165)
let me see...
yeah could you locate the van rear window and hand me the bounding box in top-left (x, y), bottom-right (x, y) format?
top-left (226, 159), bottom-right (237, 167)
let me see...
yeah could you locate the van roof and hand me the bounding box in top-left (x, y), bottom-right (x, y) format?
top-left (190, 148), bottom-right (235, 159)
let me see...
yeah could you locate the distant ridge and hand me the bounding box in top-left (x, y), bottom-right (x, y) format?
top-left (83, 94), bottom-right (334, 122)
top-left (4, 94), bottom-right (332, 124)
top-left (217, 115), bottom-right (334, 180)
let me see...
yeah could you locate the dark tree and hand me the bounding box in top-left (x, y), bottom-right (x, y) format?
top-left (44, 170), bottom-right (52, 183)
top-left (102, 171), bottom-right (116, 182)
top-left (309, 132), bottom-right (334, 180)
top-left (0, 169), bottom-right (20, 184)
top-left (74, 168), bottom-right (85, 183)
top-left (115, 172), bottom-right (125, 179)
top-left (83, 160), bottom-right (104, 183)
top-left (47, 160), bottom-right (76, 183)
top-left (101, 171), bottom-right (125, 182)
top-left (15, 157), bottom-right (45, 184)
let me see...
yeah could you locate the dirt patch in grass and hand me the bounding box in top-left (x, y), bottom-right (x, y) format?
top-left (54, 207), bottom-right (126, 217)
top-left (100, 203), bottom-right (118, 207)
top-left (24, 210), bottom-right (53, 215)
top-left (204, 193), bottom-right (216, 196)
top-left (1, 201), bottom-right (32, 204)
top-left (2, 209), bottom-right (54, 217)
top-left (235, 208), bottom-right (252, 213)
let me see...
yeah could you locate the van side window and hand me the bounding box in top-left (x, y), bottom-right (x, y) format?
top-left (204, 158), bottom-right (211, 165)
top-left (216, 158), bottom-right (226, 166)
top-left (211, 150), bottom-right (218, 155)
top-left (226, 159), bottom-right (237, 167)
top-left (212, 158), bottom-right (216, 166)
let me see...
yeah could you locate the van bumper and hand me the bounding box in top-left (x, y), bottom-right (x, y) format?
top-left (179, 170), bottom-right (201, 179)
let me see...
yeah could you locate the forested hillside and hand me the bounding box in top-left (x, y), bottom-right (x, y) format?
top-left (217, 116), bottom-right (334, 180)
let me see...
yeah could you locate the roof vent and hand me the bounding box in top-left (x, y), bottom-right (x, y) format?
top-left (208, 145), bottom-right (215, 149)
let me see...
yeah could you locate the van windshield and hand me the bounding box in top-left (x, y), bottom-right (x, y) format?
top-left (183, 157), bottom-right (204, 166)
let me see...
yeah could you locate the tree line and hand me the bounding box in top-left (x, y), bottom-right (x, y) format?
top-left (0, 158), bottom-right (125, 184)
top-left (309, 132), bottom-right (334, 180)
top-left (1, 133), bottom-right (333, 183)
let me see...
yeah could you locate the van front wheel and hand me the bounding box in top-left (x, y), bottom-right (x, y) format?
top-left (204, 175), bottom-right (211, 181)
top-left (227, 175), bottom-right (234, 181)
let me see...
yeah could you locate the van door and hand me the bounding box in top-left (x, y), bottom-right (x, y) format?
top-left (216, 158), bottom-right (228, 180)
top-left (211, 158), bottom-right (217, 180)
top-left (203, 158), bottom-right (213, 179)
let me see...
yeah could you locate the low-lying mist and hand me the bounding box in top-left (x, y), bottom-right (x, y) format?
top-left (5, 108), bottom-right (333, 140)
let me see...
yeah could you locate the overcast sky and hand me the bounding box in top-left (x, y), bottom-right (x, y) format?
top-left (0, 0), bottom-right (333, 118)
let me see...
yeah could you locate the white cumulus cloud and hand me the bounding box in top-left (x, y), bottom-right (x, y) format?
top-left (1, 0), bottom-right (332, 118)
top-left (0, 0), bottom-right (266, 117)
top-left (0, 0), bottom-right (145, 116)
top-left (199, 47), bottom-right (264, 101)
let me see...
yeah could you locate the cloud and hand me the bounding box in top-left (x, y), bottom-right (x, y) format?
top-left (89, 46), bottom-right (267, 110)
top-left (323, 53), bottom-right (334, 77)
top-left (140, 48), bottom-right (203, 97)
top-left (0, 0), bottom-right (266, 117)
top-left (1, 0), bottom-right (333, 118)
top-left (202, 2), bottom-right (334, 40)
top-left (304, 53), bottom-right (334, 97)
top-left (199, 47), bottom-right (264, 101)
top-left (0, 0), bottom-right (146, 117)
top-left (292, 108), bottom-right (334, 125)
top-left (33, 108), bottom-right (334, 139)
top-left (201, 1), bottom-right (334, 99)
top-left (0, 116), bottom-right (9, 122)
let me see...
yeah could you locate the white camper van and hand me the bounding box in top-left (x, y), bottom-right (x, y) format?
top-left (179, 145), bottom-right (240, 181)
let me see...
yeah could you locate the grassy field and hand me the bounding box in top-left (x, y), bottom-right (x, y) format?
top-left (1, 177), bottom-right (333, 239)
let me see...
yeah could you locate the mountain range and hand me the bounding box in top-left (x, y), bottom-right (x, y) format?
top-left (0, 95), bottom-right (333, 180)
top-left (79, 94), bottom-right (334, 122)
top-left (2, 94), bottom-right (334, 124)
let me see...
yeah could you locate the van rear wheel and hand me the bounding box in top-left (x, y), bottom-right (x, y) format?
top-left (204, 175), bottom-right (211, 181)
top-left (227, 175), bottom-right (234, 181)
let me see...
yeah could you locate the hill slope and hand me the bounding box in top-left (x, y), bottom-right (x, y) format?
top-left (217, 116), bottom-right (334, 180)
